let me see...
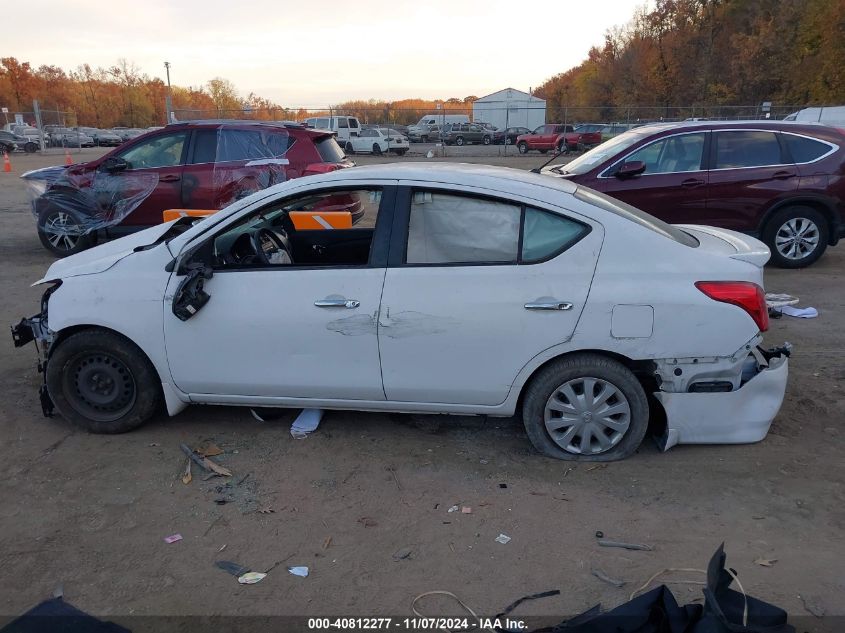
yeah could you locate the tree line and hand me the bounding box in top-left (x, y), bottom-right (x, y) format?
top-left (3, 0), bottom-right (843, 128)
top-left (533, 0), bottom-right (845, 121)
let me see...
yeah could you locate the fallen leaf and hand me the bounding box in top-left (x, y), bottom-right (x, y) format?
top-left (196, 442), bottom-right (224, 457)
top-left (358, 516), bottom-right (377, 527)
top-left (754, 557), bottom-right (778, 567)
top-left (203, 457), bottom-right (232, 477)
top-left (322, 536), bottom-right (332, 550)
top-left (181, 458), bottom-right (192, 485)
top-left (257, 507), bottom-right (275, 514)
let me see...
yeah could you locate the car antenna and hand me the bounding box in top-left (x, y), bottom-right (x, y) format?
top-left (530, 149), bottom-right (568, 174)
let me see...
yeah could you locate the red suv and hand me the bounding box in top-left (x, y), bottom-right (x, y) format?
top-left (27, 120), bottom-right (352, 256)
top-left (542, 121), bottom-right (845, 267)
top-left (516, 124), bottom-right (574, 154)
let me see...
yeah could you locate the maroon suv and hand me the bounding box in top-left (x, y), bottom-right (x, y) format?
top-left (28, 120), bottom-right (352, 256)
top-left (541, 121), bottom-right (845, 267)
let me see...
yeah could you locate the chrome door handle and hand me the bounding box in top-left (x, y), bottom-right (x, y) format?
top-left (524, 301), bottom-right (573, 311)
top-left (315, 298), bottom-right (360, 308)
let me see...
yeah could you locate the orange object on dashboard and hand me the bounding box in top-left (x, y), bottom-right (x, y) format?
top-left (162, 208), bottom-right (353, 230)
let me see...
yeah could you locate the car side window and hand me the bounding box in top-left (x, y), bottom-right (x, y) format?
top-left (217, 129), bottom-right (292, 162)
top-left (782, 133), bottom-right (832, 163)
top-left (714, 131), bottom-right (782, 169)
top-left (117, 132), bottom-right (187, 169)
top-left (522, 208), bottom-right (589, 262)
top-left (210, 188), bottom-right (383, 269)
top-left (189, 129), bottom-right (218, 164)
top-left (626, 133), bottom-right (705, 174)
top-left (406, 191), bottom-right (520, 264)
top-left (338, 118), bottom-right (349, 128)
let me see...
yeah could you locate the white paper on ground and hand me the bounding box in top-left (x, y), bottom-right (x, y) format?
top-left (777, 306), bottom-right (818, 318)
top-left (288, 566), bottom-right (309, 577)
top-left (291, 408), bottom-right (323, 439)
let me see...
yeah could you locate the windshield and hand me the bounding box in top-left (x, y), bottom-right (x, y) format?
top-left (550, 129), bottom-right (651, 175)
top-left (315, 136), bottom-right (346, 162)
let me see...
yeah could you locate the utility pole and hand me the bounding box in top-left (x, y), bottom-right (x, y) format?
top-left (164, 61), bottom-right (172, 124)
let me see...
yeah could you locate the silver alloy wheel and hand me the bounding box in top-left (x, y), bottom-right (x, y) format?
top-left (543, 377), bottom-right (631, 455)
top-left (775, 217), bottom-right (820, 260)
top-left (44, 211), bottom-right (82, 251)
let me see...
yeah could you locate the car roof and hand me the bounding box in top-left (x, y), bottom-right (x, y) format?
top-left (303, 162), bottom-right (578, 194)
top-left (623, 119), bottom-right (841, 135)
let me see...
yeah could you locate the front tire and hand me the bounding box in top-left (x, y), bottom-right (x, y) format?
top-left (455, 136), bottom-right (464, 146)
top-left (37, 206), bottom-right (95, 257)
top-left (46, 329), bottom-right (162, 434)
top-left (372, 143), bottom-right (383, 155)
top-left (483, 135), bottom-right (491, 145)
top-left (763, 206), bottom-right (828, 268)
top-left (521, 354), bottom-right (648, 461)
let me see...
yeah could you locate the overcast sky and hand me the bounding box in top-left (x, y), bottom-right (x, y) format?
top-left (14, 0), bottom-right (644, 105)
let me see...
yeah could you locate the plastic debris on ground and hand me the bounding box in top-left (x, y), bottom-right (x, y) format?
top-left (392, 547), bottom-right (413, 561)
top-left (288, 566), bottom-right (309, 577)
top-left (765, 293), bottom-right (799, 309)
top-left (447, 505), bottom-right (459, 513)
top-left (238, 572), bottom-right (267, 585)
top-left (290, 408), bottom-right (323, 438)
top-left (215, 560), bottom-right (251, 576)
top-left (776, 305), bottom-right (818, 318)
top-left (495, 533), bottom-right (511, 545)
top-left (163, 533), bottom-right (182, 544)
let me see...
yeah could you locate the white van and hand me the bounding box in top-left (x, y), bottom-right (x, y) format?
top-left (413, 114), bottom-right (469, 127)
top-left (303, 115), bottom-right (362, 142)
top-left (783, 106), bottom-right (845, 125)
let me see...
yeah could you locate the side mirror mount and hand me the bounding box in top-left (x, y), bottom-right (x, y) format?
top-left (100, 156), bottom-right (129, 173)
top-left (615, 161), bottom-right (646, 179)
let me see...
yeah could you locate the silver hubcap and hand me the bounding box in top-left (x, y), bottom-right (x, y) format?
top-left (775, 217), bottom-right (819, 260)
top-left (544, 377), bottom-right (631, 455)
top-left (44, 211), bottom-right (82, 251)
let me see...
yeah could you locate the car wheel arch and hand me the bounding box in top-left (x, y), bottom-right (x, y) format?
top-left (758, 196), bottom-right (839, 245)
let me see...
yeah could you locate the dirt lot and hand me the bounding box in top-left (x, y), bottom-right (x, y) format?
top-left (0, 149), bottom-right (843, 628)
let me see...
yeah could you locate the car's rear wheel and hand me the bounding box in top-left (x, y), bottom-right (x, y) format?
top-left (521, 354), bottom-right (648, 461)
top-left (483, 135), bottom-right (491, 145)
top-left (517, 141), bottom-right (528, 154)
top-left (345, 142), bottom-right (354, 154)
top-left (420, 135), bottom-right (428, 143)
top-left (556, 140), bottom-right (567, 153)
top-left (455, 136), bottom-right (464, 146)
top-left (763, 206), bottom-right (828, 268)
top-left (505, 138), bottom-right (512, 145)
top-left (37, 207), bottom-right (95, 257)
top-left (24, 141), bottom-right (38, 153)
top-left (372, 143), bottom-right (383, 155)
top-left (46, 329), bottom-right (162, 434)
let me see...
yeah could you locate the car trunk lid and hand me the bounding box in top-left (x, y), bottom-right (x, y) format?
top-left (676, 224), bottom-right (770, 268)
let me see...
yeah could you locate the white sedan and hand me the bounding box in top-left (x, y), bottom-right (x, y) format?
top-left (12, 164), bottom-right (789, 461)
top-left (346, 128), bottom-right (409, 156)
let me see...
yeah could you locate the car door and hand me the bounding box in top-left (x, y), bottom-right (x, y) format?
top-left (162, 183), bottom-right (396, 400)
top-left (705, 129), bottom-right (799, 231)
top-left (377, 185), bottom-right (602, 406)
top-left (108, 130), bottom-right (189, 226)
top-left (351, 129), bottom-right (374, 153)
top-left (590, 131), bottom-right (710, 225)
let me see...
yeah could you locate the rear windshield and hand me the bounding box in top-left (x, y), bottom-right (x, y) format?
top-left (315, 136), bottom-right (346, 162)
top-left (574, 186), bottom-right (699, 247)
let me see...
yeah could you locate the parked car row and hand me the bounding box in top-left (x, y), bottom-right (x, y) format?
top-left (0, 130), bottom-right (39, 153)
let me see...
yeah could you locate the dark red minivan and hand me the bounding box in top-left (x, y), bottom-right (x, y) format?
top-left (542, 121), bottom-right (845, 267)
top-left (28, 120), bottom-right (353, 256)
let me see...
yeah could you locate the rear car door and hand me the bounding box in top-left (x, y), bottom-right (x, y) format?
top-left (591, 131), bottom-right (710, 224)
top-left (109, 130), bottom-right (188, 226)
top-left (377, 186), bottom-right (603, 405)
top-left (705, 129), bottom-right (799, 231)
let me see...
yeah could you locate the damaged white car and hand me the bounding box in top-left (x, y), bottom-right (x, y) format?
top-left (12, 164), bottom-right (790, 461)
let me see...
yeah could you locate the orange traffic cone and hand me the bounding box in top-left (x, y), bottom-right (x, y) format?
top-left (64, 149), bottom-right (73, 166)
top-left (2, 151), bottom-right (10, 173)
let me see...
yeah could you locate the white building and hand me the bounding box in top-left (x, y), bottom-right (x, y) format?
top-left (472, 88), bottom-right (546, 130)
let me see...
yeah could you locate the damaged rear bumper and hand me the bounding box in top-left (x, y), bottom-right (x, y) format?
top-left (656, 347), bottom-right (789, 450)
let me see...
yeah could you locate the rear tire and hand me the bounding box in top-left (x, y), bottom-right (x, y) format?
top-left (517, 142), bottom-right (528, 154)
top-left (37, 206), bottom-right (95, 257)
top-left (372, 143), bottom-right (383, 155)
top-left (455, 136), bottom-right (464, 146)
top-left (24, 141), bottom-right (37, 153)
top-left (420, 135), bottom-right (429, 143)
top-left (345, 142), bottom-right (354, 154)
top-left (521, 354), bottom-right (648, 462)
top-left (483, 135), bottom-right (491, 145)
top-left (46, 329), bottom-right (162, 434)
top-left (763, 206), bottom-right (828, 268)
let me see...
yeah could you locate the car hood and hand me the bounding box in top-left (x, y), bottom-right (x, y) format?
top-left (34, 221), bottom-right (179, 284)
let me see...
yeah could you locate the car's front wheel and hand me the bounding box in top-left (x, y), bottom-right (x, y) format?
top-left (46, 329), bottom-right (162, 434)
top-left (483, 135), bottom-right (491, 145)
top-left (517, 141), bottom-right (528, 154)
top-left (372, 143), bottom-right (383, 155)
top-left (37, 207), bottom-right (95, 257)
top-left (521, 354), bottom-right (648, 461)
top-left (455, 136), bottom-right (464, 146)
top-left (763, 206), bottom-right (829, 268)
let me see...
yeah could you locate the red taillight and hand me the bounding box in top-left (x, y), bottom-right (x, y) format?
top-left (695, 281), bottom-right (769, 332)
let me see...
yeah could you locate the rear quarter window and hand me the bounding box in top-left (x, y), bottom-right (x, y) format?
top-left (574, 186), bottom-right (699, 247)
top-left (315, 136), bottom-right (346, 162)
top-left (783, 133), bottom-right (835, 163)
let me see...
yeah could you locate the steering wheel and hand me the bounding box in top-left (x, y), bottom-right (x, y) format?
top-left (251, 228), bottom-right (292, 265)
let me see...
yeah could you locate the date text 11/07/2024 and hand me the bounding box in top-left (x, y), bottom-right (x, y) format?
top-left (307, 617), bottom-right (526, 630)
